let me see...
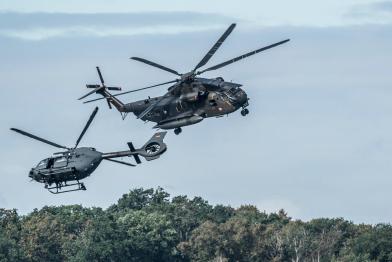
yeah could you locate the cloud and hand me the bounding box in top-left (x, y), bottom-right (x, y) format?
top-left (0, 24), bottom-right (226, 41)
top-left (0, 12), bottom-right (233, 40)
top-left (371, 1), bottom-right (392, 12)
top-left (345, 1), bottom-right (392, 23)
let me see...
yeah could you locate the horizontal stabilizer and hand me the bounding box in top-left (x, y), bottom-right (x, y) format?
top-left (128, 142), bottom-right (142, 164)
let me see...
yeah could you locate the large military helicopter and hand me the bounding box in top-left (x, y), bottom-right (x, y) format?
top-left (10, 107), bottom-right (167, 194)
top-left (79, 23), bottom-right (290, 135)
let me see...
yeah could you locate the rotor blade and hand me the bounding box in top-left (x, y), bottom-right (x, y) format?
top-left (107, 87), bottom-right (122, 91)
top-left (96, 66), bottom-right (105, 85)
top-left (74, 107), bottom-right (98, 148)
top-left (106, 99), bottom-right (112, 109)
top-left (131, 57), bottom-right (181, 76)
top-left (83, 80), bottom-right (178, 104)
top-left (78, 86), bottom-right (103, 100)
top-left (86, 84), bottom-right (100, 88)
top-left (198, 39), bottom-right (290, 74)
top-left (194, 23), bottom-right (236, 71)
top-left (104, 158), bottom-right (136, 167)
top-left (10, 128), bottom-right (68, 149)
top-left (137, 95), bottom-right (167, 119)
top-left (112, 80), bottom-right (177, 96)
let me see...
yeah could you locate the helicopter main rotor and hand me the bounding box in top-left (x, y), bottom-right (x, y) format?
top-left (10, 128), bottom-right (69, 150)
top-left (11, 107), bottom-right (99, 152)
top-left (128, 23), bottom-right (289, 118)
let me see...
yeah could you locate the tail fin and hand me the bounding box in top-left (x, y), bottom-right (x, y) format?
top-left (138, 132), bottom-right (167, 161)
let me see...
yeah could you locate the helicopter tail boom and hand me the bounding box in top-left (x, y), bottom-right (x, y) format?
top-left (100, 89), bottom-right (127, 112)
top-left (101, 131), bottom-right (167, 164)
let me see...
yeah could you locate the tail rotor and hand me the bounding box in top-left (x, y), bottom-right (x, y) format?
top-left (79, 66), bottom-right (121, 109)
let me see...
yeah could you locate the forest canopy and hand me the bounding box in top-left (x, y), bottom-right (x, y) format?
top-left (1, 187), bottom-right (391, 262)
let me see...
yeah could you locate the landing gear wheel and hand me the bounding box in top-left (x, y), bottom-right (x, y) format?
top-left (241, 108), bottom-right (249, 116)
top-left (174, 127), bottom-right (182, 135)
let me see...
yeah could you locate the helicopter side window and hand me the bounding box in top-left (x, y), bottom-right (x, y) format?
top-left (53, 156), bottom-right (68, 168)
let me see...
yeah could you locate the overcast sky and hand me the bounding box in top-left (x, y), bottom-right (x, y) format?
top-left (1, 1), bottom-right (392, 224)
top-left (2, 0), bottom-right (392, 26)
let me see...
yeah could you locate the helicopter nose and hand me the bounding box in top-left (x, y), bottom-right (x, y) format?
top-left (29, 169), bottom-right (41, 181)
top-left (241, 92), bottom-right (248, 104)
top-left (236, 89), bottom-right (248, 106)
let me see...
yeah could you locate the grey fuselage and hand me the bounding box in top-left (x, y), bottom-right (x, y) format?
top-left (118, 77), bottom-right (248, 129)
top-left (29, 147), bottom-right (102, 186)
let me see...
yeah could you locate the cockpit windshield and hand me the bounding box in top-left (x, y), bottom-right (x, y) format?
top-left (36, 159), bottom-right (48, 168)
top-left (229, 86), bottom-right (241, 93)
top-left (224, 87), bottom-right (238, 101)
top-left (35, 156), bottom-right (68, 169)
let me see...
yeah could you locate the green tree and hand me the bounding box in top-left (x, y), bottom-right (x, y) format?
top-left (348, 224), bottom-right (392, 262)
top-left (71, 212), bottom-right (125, 261)
top-left (167, 195), bottom-right (213, 242)
top-left (2, 188), bottom-right (392, 262)
top-left (118, 210), bottom-right (177, 261)
top-left (0, 209), bottom-right (26, 261)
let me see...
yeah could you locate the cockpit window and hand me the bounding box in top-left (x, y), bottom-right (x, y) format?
top-left (227, 87), bottom-right (239, 96)
top-left (224, 88), bottom-right (239, 103)
top-left (36, 159), bottom-right (47, 168)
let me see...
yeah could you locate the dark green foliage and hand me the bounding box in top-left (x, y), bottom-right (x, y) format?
top-left (0, 209), bottom-right (26, 261)
top-left (347, 224), bottom-right (392, 262)
top-left (0, 188), bottom-right (391, 261)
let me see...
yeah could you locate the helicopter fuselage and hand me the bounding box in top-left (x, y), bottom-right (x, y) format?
top-left (80, 24), bottom-right (288, 135)
top-left (11, 105), bottom-right (169, 194)
top-left (29, 147), bottom-right (102, 186)
top-left (121, 78), bottom-right (249, 129)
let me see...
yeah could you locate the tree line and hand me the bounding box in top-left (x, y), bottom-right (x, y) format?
top-left (1, 187), bottom-right (392, 261)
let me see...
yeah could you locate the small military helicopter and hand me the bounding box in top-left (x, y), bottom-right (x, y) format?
top-left (79, 23), bottom-right (290, 135)
top-left (10, 107), bottom-right (167, 194)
